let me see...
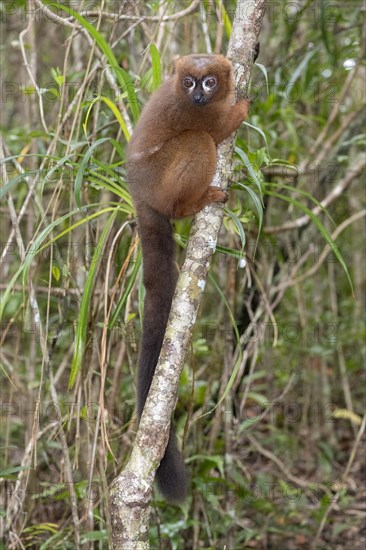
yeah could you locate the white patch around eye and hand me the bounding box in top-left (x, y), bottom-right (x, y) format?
top-left (202, 77), bottom-right (217, 93)
top-left (183, 77), bottom-right (196, 91)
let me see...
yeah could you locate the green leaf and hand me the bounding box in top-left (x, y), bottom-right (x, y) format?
top-left (283, 49), bottom-right (316, 106)
top-left (0, 169), bottom-right (39, 200)
top-left (74, 137), bottom-right (110, 209)
top-left (83, 96), bottom-right (130, 143)
top-left (235, 147), bottom-right (264, 202)
top-left (0, 153), bottom-right (76, 200)
top-left (224, 206), bottom-right (246, 254)
top-left (215, 0), bottom-right (232, 37)
top-left (267, 190), bottom-right (354, 293)
top-left (52, 266), bottom-right (60, 282)
top-left (149, 44), bottom-right (162, 91)
top-left (70, 209), bottom-right (119, 388)
top-left (1, 205), bottom-right (115, 320)
top-left (100, 95), bottom-right (131, 141)
top-left (114, 66), bottom-right (140, 122)
top-left (233, 181), bottom-right (263, 231)
top-left (269, 181), bottom-right (336, 226)
top-left (81, 530), bottom-right (108, 542)
top-left (88, 172), bottom-right (133, 208)
top-left (39, 153), bottom-right (76, 194)
top-left (320, 0), bottom-right (331, 54)
top-left (246, 391), bottom-right (268, 406)
top-left (243, 121), bottom-right (269, 150)
top-left (44, 2), bottom-right (139, 121)
top-left (254, 62), bottom-right (269, 95)
top-left (51, 67), bottom-right (65, 87)
top-left (108, 248), bottom-right (142, 328)
top-left (192, 273), bottom-right (243, 417)
top-left (0, 466), bottom-right (28, 477)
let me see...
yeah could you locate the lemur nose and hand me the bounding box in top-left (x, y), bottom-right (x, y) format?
top-left (193, 95), bottom-right (205, 104)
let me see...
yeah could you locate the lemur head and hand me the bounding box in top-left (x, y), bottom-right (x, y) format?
top-left (173, 54), bottom-right (234, 106)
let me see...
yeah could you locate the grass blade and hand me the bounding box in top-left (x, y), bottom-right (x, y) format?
top-left (266, 191), bottom-right (354, 293)
top-left (70, 209), bottom-right (119, 388)
top-left (45, 2), bottom-right (139, 121)
top-left (149, 44), bottom-right (162, 91)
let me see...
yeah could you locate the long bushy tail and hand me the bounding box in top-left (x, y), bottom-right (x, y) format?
top-left (136, 204), bottom-right (188, 503)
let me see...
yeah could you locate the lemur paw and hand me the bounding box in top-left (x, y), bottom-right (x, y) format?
top-left (206, 186), bottom-right (228, 204)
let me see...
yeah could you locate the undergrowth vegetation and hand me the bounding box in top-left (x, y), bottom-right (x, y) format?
top-left (1, 1), bottom-right (365, 549)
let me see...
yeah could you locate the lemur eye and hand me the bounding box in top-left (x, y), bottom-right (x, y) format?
top-left (183, 76), bottom-right (195, 88)
top-left (204, 77), bottom-right (217, 88)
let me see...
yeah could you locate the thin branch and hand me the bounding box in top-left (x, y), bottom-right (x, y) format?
top-left (312, 414), bottom-right (366, 548)
top-left (34, 0), bottom-right (133, 135)
top-left (3, 422), bottom-right (58, 542)
top-left (48, 369), bottom-right (81, 548)
top-left (272, 208), bottom-right (366, 293)
top-left (0, 144), bottom-right (81, 548)
top-left (312, 109), bottom-right (360, 167)
top-left (265, 155), bottom-right (365, 234)
top-left (63, 0), bottom-right (201, 23)
top-left (301, 31), bottom-right (366, 171)
top-left (19, 1), bottom-right (48, 134)
top-left (246, 432), bottom-right (314, 490)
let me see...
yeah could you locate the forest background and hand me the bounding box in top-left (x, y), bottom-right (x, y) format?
top-left (0, 1), bottom-right (365, 549)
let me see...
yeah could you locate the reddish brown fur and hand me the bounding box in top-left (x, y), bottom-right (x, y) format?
top-left (126, 54), bottom-right (249, 503)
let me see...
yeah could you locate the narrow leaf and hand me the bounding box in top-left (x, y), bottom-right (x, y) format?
top-left (70, 209), bottom-right (118, 388)
top-left (44, 2), bottom-right (139, 121)
top-left (149, 44), bottom-right (162, 91)
top-left (235, 147), bottom-right (264, 203)
top-left (74, 138), bottom-right (110, 209)
top-left (267, 191), bottom-right (354, 292)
